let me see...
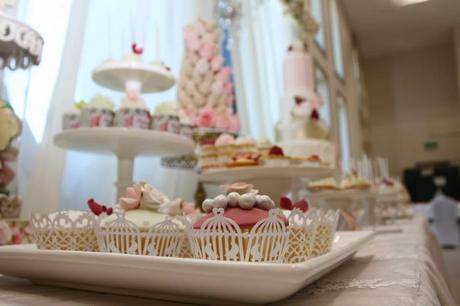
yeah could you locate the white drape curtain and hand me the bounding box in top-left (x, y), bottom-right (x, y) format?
top-left (233, 0), bottom-right (295, 140)
top-left (9, 0), bottom-right (296, 216)
top-left (11, 0), bottom-right (214, 216)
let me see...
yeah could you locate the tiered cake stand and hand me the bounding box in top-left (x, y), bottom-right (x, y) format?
top-left (199, 166), bottom-right (337, 201)
top-left (54, 61), bottom-right (194, 198)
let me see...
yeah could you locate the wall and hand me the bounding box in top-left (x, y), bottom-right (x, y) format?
top-left (363, 41), bottom-right (460, 176)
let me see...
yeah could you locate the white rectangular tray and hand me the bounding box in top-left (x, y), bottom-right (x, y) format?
top-left (0, 231), bottom-right (374, 304)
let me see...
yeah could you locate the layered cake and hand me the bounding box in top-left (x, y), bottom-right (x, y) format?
top-left (275, 41), bottom-right (336, 167)
top-left (177, 19), bottom-right (240, 133)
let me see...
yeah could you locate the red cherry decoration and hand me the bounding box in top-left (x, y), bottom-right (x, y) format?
top-left (131, 43), bottom-right (144, 55)
top-left (280, 196), bottom-right (293, 210)
top-left (293, 199), bottom-right (309, 212)
top-left (269, 145), bottom-right (284, 156)
top-left (106, 207), bottom-right (113, 216)
top-left (288, 44), bottom-right (293, 51)
top-left (310, 109), bottom-right (320, 120)
top-left (294, 96), bottom-right (306, 105)
top-left (88, 198), bottom-right (104, 216)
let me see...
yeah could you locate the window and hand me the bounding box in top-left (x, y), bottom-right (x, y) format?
top-left (314, 66), bottom-right (331, 126)
top-left (330, 0), bottom-right (344, 78)
top-left (337, 95), bottom-right (351, 172)
top-left (310, 0), bottom-right (325, 50)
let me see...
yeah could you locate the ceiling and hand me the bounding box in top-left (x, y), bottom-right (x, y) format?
top-left (339, 0), bottom-right (460, 57)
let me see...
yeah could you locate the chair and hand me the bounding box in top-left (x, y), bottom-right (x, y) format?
top-left (432, 193), bottom-right (459, 248)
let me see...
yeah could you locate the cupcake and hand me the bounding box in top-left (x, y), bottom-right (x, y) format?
top-left (152, 102), bottom-right (180, 133)
top-left (95, 182), bottom-right (189, 257)
top-left (62, 102), bottom-right (84, 129)
top-left (114, 92), bottom-right (151, 129)
top-left (80, 95), bottom-right (114, 127)
top-left (264, 145), bottom-right (290, 167)
top-left (188, 182), bottom-right (289, 262)
top-left (31, 210), bottom-right (98, 252)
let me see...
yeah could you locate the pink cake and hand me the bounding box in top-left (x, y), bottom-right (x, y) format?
top-left (283, 42), bottom-right (315, 94)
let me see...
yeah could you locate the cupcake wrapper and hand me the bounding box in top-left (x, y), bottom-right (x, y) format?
top-left (31, 212), bottom-right (98, 252)
top-left (114, 109), bottom-right (151, 129)
top-left (95, 212), bottom-right (186, 257)
top-left (152, 115), bottom-right (180, 133)
top-left (187, 208), bottom-right (289, 263)
top-left (62, 114), bottom-right (81, 129)
top-left (81, 109), bottom-right (114, 127)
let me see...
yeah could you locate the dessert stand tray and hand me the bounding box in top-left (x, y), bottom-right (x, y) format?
top-left (0, 231), bottom-right (374, 304)
top-left (54, 127), bottom-right (195, 157)
top-left (307, 189), bottom-right (377, 201)
top-left (92, 61), bottom-right (175, 92)
top-left (199, 165), bottom-right (337, 183)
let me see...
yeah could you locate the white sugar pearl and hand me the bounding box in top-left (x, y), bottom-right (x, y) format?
top-left (227, 192), bottom-right (240, 207)
top-left (256, 195), bottom-right (275, 210)
top-left (239, 193), bottom-right (256, 209)
top-left (213, 195), bottom-right (228, 209)
top-left (202, 199), bottom-right (214, 213)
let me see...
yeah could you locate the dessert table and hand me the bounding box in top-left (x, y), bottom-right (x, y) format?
top-left (0, 217), bottom-right (456, 306)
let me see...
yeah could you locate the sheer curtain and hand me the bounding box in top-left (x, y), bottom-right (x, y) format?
top-left (10, 0), bottom-right (214, 216)
top-left (233, 0), bottom-right (295, 140)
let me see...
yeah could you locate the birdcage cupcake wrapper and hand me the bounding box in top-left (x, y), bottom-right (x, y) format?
top-left (30, 212), bottom-right (98, 252)
top-left (285, 209), bottom-right (339, 263)
top-left (95, 212), bottom-right (187, 257)
top-left (187, 208), bottom-right (290, 263)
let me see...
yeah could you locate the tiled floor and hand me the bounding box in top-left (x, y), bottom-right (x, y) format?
top-left (442, 249), bottom-right (460, 304)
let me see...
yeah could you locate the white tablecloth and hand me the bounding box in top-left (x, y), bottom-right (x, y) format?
top-left (0, 217), bottom-right (456, 305)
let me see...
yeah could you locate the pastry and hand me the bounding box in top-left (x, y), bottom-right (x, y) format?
top-left (264, 145), bottom-right (290, 167)
top-left (80, 95), bottom-right (114, 127)
top-left (151, 102), bottom-right (180, 134)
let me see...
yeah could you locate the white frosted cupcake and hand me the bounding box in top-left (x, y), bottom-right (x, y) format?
top-left (95, 182), bottom-right (190, 257)
top-left (80, 95), bottom-right (114, 127)
top-left (152, 102), bottom-right (180, 134)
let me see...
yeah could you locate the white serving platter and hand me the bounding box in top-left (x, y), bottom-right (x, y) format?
top-left (54, 127), bottom-right (195, 157)
top-left (0, 231), bottom-right (373, 305)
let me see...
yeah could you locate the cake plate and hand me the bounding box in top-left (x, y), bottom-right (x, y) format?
top-left (199, 166), bottom-right (337, 201)
top-left (54, 128), bottom-right (195, 198)
top-left (0, 231), bottom-right (374, 304)
top-left (92, 60), bottom-right (175, 93)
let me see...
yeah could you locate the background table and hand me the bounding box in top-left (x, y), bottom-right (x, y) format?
top-left (0, 217), bottom-right (456, 305)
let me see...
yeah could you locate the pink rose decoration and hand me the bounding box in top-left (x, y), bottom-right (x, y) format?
top-left (0, 222), bottom-right (12, 245)
top-left (228, 114), bottom-right (240, 133)
top-left (198, 108), bottom-right (216, 128)
top-left (199, 42), bottom-right (216, 60)
top-left (217, 67), bottom-right (231, 82)
top-left (211, 55), bottom-right (224, 71)
top-left (119, 185), bottom-right (142, 210)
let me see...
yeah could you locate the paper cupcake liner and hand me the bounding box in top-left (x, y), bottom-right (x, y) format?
top-left (95, 212), bottom-right (186, 257)
top-left (30, 212), bottom-right (98, 252)
top-left (187, 208), bottom-right (289, 263)
top-left (0, 195), bottom-right (21, 219)
top-left (284, 209), bottom-right (339, 263)
top-left (80, 108), bottom-right (114, 127)
top-left (152, 114), bottom-right (180, 133)
top-left (62, 113), bottom-right (80, 129)
top-left (114, 109), bottom-right (151, 129)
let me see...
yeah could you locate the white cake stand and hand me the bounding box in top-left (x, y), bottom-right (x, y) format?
top-left (92, 61), bottom-right (175, 93)
top-left (199, 166), bottom-right (337, 201)
top-left (54, 128), bottom-right (195, 198)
